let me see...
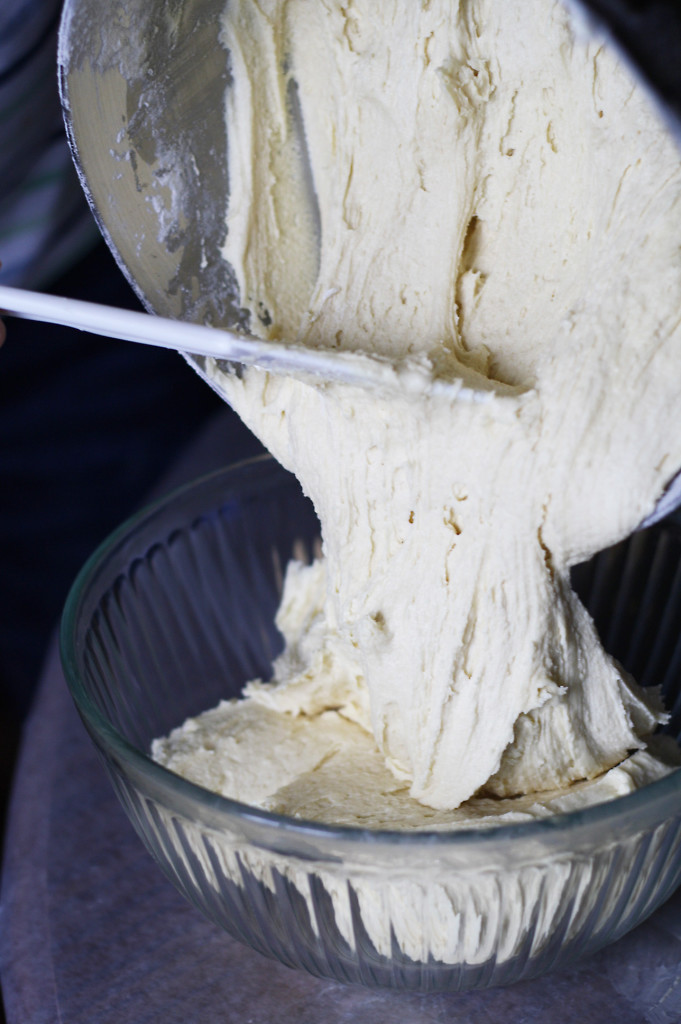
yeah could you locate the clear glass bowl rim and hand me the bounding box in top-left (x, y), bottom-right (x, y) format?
top-left (59, 454), bottom-right (681, 853)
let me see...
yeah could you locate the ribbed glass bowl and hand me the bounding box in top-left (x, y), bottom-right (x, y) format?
top-left (60, 455), bottom-right (681, 992)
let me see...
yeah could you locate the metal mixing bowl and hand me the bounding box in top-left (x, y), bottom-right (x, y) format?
top-left (58, 0), bottom-right (246, 390)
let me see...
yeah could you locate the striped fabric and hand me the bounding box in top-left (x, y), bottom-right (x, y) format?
top-left (0, 0), bottom-right (99, 288)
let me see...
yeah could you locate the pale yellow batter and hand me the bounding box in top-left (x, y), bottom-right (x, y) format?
top-left (155, 0), bottom-right (681, 823)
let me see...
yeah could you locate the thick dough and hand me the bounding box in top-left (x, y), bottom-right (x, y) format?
top-left (159, 0), bottom-right (681, 818)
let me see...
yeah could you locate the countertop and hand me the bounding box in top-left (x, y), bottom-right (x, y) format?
top-left (3, 410), bottom-right (681, 1024)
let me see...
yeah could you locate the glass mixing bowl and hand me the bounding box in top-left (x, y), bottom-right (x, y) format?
top-left (60, 456), bottom-right (681, 992)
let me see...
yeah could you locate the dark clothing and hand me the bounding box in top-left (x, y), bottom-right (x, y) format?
top-left (0, 241), bottom-right (261, 720)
